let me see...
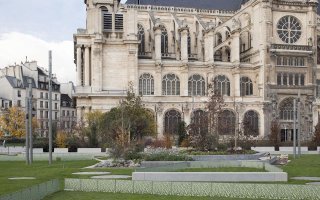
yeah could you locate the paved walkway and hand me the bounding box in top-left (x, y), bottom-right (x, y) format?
top-left (291, 177), bottom-right (320, 181)
top-left (306, 182), bottom-right (320, 185)
top-left (91, 175), bottom-right (131, 179)
top-left (72, 172), bottom-right (110, 175)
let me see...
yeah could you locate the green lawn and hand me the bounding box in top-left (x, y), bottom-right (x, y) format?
top-left (44, 191), bottom-right (274, 200)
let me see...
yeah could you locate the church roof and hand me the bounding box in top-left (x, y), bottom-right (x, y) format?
top-left (126, 0), bottom-right (244, 11)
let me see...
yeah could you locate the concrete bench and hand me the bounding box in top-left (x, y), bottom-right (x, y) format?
top-left (279, 147), bottom-right (308, 152)
top-left (251, 147), bottom-right (275, 152)
top-left (77, 148), bottom-right (102, 153)
top-left (32, 148), bottom-right (44, 153)
top-left (132, 172), bottom-right (287, 182)
top-left (54, 148), bottom-right (68, 153)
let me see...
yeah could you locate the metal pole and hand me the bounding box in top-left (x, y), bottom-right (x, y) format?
top-left (28, 79), bottom-right (33, 163)
top-left (49, 51), bottom-right (53, 164)
top-left (293, 99), bottom-right (296, 159)
top-left (25, 96), bottom-right (29, 165)
top-left (298, 91), bottom-right (301, 157)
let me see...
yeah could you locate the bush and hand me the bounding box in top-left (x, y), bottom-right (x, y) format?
top-left (124, 150), bottom-right (143, 161)
top-left (143, 152), bottom-right (193, 161)
top-left (33, 138), bottom-right (49, 152)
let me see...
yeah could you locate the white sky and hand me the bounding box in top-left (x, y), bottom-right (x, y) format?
top-left (0, 0), bottom-right (127, 83)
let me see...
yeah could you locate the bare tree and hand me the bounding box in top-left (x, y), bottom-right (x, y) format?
top-left (269, 119), bottom-right (281, 149)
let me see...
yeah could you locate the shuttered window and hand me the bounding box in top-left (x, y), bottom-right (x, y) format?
top-left (103, 10), bottom-right (112, 31)
top-left (115, 14), bottom-right (123, 31)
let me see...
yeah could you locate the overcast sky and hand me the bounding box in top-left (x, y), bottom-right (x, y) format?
top-left (0, 0), bottom-right (127, 83)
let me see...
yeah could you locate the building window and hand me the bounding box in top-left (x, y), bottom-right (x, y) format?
top-left (115, 13), bottom-right (123, 31)
top-left (40, 101), bottom-right (43, 108)
top-left (40, 111), bottom-right (43, 118)
top-left (240, 76), bottom-right (253, 96)
top-left (243, 111), bottom-right (259, 136)
top-left (102, 7), bottom-right (112, 31)
top-left (277, 56), bottom-right (305, 67)
top-left (214, 75), bottom-right (230, 96)
top-left (139, 73), bottom-right (154, 95)
top-left (188, 74), bottom-right (205, 96)
top-left (17, 100), bottom-right (21, 107)
top-left (190, 110), bottom-right (208, 135)
top-left (277, 15), bottom-right (301, 44)
top-left (55, 112), bottom-right (58, 120)
top-left (137, 24), bottom-right (145, 54)
top-left (277, 73), bottom-right (305, 86)
top-left (218, 110), bottom-right (236, 135)
top-left (55, 94), bottom-right (58, 100)
top-left (160, 25), bottom-right (168, 54)
top-left (62, 110), bottom-right (65, 116)
top-left (162, 74), bottom-right (180, 96)
top-left (45, 101), bottom-right (48, 108)
top-left (67, 111), bottom-right (70, 116)
top-left (17, 90), bottom-right (21, 97)
top-left (45, 93), bottom-right (48, 99)
top-left (45, 111), bottom-right (48, 119)
top-left (72, 111), bottom-right (75, 117)
top-left (55, 103), bottom-right (58, 110)
top-left (214, 50), bottom-right (222, 61)
top-left (40, 92), bottom-right (43, 99)
top-left (164, 109), bottom-right (181, 135)
top-left (279, 98), bottom-right (295, 121)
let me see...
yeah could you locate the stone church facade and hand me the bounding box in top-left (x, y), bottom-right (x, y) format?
top-left (74, 0), bottom-right (320, 142)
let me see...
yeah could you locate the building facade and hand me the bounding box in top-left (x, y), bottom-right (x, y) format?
top-left (74, 0), bottom-right (320, 141)
top-left (0, 62), bottom-right (76, 137)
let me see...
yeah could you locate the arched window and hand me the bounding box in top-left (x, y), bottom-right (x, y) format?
top-left (240, 76), bottom-right (253, 96)
top-left (160, 25), bottom-right (168, 54)
top-left (218, 110), bottom-right (236, 135)
top-left (214, 50), bottom-right (222, 61)
top-left (188, 74), bottom-right (205, 96)
top-left (243, 111), bottom-right (259, 136)
top-left (279, 98), bottom-right (295, 121)
top-left (164, 110), bottom-right (181, 134)
top-left (214, 75), bottom-right (230, 96)
top-left (139, 73), bottom-right (154, 95)
top-left (137, 24), bottom-right (145, 54)
top-left (216, 33), bottom-right (222, 45)
top-left (162, 74), bottom-right (180, 95)
top-left (190, 110), bottom-right (208, 135)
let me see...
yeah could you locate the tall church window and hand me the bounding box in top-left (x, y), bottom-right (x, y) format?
top-left (137, 24), bottom-right (145, 54)
top-left (139, 73), bottom-right (154, 95)
top-left (214, 75), bottom-right (230, 96)
top-left (218, 110), bottom-right (236, 135)
top-left (279, 98), bottom-right (295, 121)
top-left (188, 74), bottom-right (205, 96)
top-left (160, 25), bottom-right (168, 54)
top-left (240, 76), bottom-right (253, 96)
top-left (162, 74), bottom-right (180, 95)
top-left (187, 33), bottom-right (191, 56)
top-left (102, 7), bottom-right (112, 31)
top-left (190, 110), bottom-right (208, 135)
top-left (243, 111), bottom-right (259, 136)
top-left (164, 110), bottom-right (181, 134)
top-left (277, 15), bottom-right (302, 44)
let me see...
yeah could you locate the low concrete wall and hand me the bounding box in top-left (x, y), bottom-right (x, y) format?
top-left (132, 172), bottom-right (288, 182)
top-left (190, 153), bottom-right (264, 161)
top-left (279, 147), bottom-right (308, 152)
top-left (33, 148), bottom-right (44, 153)
top-left (0, 147), bottom-right (25, 154)
top-left (251, 147), bottom-right (275, 152)
top-left (54, 148), bottom-right (68, 153)
top-left (318, 147), bottom-right (320, 152)
top-left (77, 148), bottom-right (102, 153)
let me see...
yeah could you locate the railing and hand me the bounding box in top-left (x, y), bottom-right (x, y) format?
top-left (161, 53), bottom-right (176, 59)
top-left (270, 44), bottom-right (312, 52)
top-left (0, 179), bottom-right (60, 200)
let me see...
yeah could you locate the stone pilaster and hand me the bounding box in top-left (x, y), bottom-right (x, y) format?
top-left (154, 27), bottom-right (162, 62)
top-left (76, 46), bottom-right (82, 86)
top-left (180, 27), bottom-right (189, 63)
top-left (231, 30), bottom-right (240, 63)
top-left (204, 29), bottom-right (214, 63)
top-left (84, 46), bottom-right (90, 86)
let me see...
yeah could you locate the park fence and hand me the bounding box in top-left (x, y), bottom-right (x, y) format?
top-left (0, 179), bottom-right (60, 200)
top-left (65, 178), bottom-right (320, 200)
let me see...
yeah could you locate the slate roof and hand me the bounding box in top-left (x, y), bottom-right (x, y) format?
top-left (126, 0), bottom-right (245, 11)
top-left (126, 0), bottom-right (320, 14)
top-left (60, 94), bottom-right (73, 107)
top-left (5, 76), bottom-right (36, 89)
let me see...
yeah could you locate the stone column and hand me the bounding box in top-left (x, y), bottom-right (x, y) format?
top-left (154, 27), bottom-right (162, 62)
top-left (204, 30), bottom-right (214, 63)
top-left (180, 28), bottom-right (189, 63)
top-left (155, 66), bottom-right (162, 96)
top-left (84, 46), bottom-right (90, 86)
top-left (231, 29), bottom-right (240, 63)
top-left (76, 46), bottom-right (82, 86)
top-left (234, 71), bottom-right (240, 97)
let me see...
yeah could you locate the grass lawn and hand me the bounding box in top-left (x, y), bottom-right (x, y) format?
top-left (43, 191), bottom-right (275, 200)
top-left (176, 167), bottom-right (266, 172)
top-left (0, 159), bottom-right (134, 195)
